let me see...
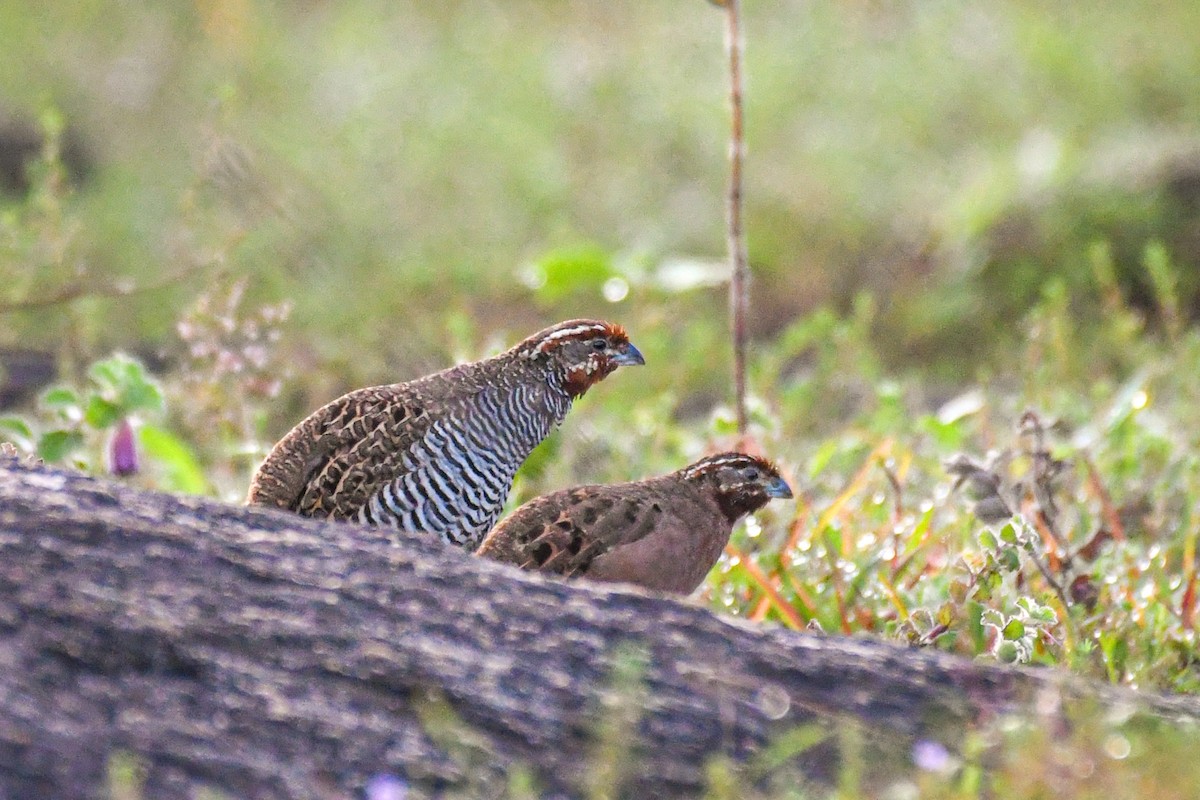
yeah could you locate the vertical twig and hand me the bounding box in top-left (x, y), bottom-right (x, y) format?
top-left (724, 0), bottom-right (750, 435)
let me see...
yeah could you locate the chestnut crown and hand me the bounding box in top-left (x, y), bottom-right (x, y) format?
top-left (680, 452), bottom-right (793, 523)
top-left (514, 319), bottom-right (644, 397)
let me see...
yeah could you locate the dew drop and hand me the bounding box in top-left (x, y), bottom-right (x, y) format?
top-left (602, 277), bottom-right (630, 302)
top-left (1104, 734), bottom-right (1131, 760)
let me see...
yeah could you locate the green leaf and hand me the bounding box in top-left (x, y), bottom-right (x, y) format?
top-left (747, 723), bottom-right (829, 779)
top-left (87, 356), bottom-right (123, 389)
top-left (821, 525), bottom-right (844, 558)
top-left (37, 429), bottom-right (83, 462)
top-left (995, 641), bottom-right (1020, 663)
top-left (998, 547), bottom-right (1021, 572)
top-left (980, 608), bottom-right (1004, 630)
top-left (806, 439), bottom-right (839, 478)
top-left (978, 569), bottom-right (1002, 595)
top-left (524, 244), bottom-right (615, 303)
top-left (948, 580), bottom-right (969, 604)
top-left (120, 376), bottom-right (164, 413)
top-left (137, 425), bottom-right (208, 495)
top-left (710, 409), bottom-right (739, 437)
top-left (40, 386), bottom-right (78, 409)
top-left (917, 414), bottom-right (965, 450)
top-left (1035, 606), bottom-right (1057, 623)
top-left (978, 529), bottom-right (998, 550)
top-left (1002, 618), bottom-right (1026, 640)
top-left (0, 415), bottom-right (35, 448)
top-left (966, 601), bottom-right (987, 651)
top-left (904, 505), bottom-right (935, 554)
top-left (1100, 633), bottom-right (1129, 683)
top-left (88, 354), bottom-right (164, 413)
top-left (84, 396), bottom-right (122, 429)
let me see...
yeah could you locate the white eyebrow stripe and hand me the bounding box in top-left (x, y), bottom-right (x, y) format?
top-left (682, 455), bottom-right (760, 477)
top-left (533, 324), bottom-right (609, 352)
top-left (546, 324), bottom-right (605, 340)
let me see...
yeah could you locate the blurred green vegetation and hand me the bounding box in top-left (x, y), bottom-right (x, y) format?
top-left (101, 690), bottom-right (1200, 800)
top-left (3, 1), bottom-right (1200, 381)
top-left (4, 1), bottom-right (1200, 796)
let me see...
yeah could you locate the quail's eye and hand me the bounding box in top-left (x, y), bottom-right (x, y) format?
top-left (591, 338), bottom-right (608, 351)
top-left (744, 468), bottom-right (761, 481)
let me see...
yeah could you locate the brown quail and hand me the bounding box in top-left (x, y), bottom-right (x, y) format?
top-left (475, 452), bottom-right (792, 593)
top-left (246, 319), bottom-right (644, 549)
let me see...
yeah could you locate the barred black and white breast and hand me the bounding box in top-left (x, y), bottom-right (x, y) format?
top-left (246, 319), bottom-right (644, 549)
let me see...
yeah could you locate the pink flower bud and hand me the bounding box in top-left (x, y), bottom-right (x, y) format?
top-left (108, 419), bottom-right (139, 476)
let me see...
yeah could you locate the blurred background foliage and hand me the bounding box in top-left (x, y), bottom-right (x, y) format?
top-left (2, 0), bottom-right (1200, 699)
top-left (3, 1), bottom-right (1200, 380)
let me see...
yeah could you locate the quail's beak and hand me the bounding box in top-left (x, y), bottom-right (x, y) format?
top-left (611, 341), bottom-right (646, 367)
top-left (764, 476), bottom-right (793, 499)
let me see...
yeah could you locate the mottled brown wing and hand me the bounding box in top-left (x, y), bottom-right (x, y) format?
top-left (246, 385), bottom-right (428, 517)
top-left (478, 487), bottom-right (665, 577)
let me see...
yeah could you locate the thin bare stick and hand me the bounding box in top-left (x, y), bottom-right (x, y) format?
top-left (0, 264), bottom-right (208, 315)
top-left (724, 0), bottom-right (750, 435)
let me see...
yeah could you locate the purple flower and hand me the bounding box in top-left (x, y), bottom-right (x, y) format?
top-left (365, 774), bottom-right (407, 800)
top-left (912, 739), bottom-right (952, 773)
top-left (108, 419), bottom-right (139, 476)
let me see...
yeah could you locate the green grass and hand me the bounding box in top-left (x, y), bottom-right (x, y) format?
top-left (98, 697), bottom-right (1200, 799)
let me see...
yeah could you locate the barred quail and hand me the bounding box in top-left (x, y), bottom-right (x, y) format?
top-left (475, 452), bottom-right (792, 593)
top-left (246, 319), bottom-right (644, 549)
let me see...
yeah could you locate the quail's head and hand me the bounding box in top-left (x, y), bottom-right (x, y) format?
top-left (682, 452), bottom-right (793, 522)
top-left (518, 319), bottom-right (645, 397)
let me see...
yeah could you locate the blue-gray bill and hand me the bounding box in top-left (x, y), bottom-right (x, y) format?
top-left (612, 342), bottom-right (645, 367)
top-left (765, 476), bottom-right (793, 499)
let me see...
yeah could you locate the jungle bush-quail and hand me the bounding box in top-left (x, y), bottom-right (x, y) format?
top-left (247, 319), bottom-right (644, 549)
top-left (476, 452), bottom-right (792, 592)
